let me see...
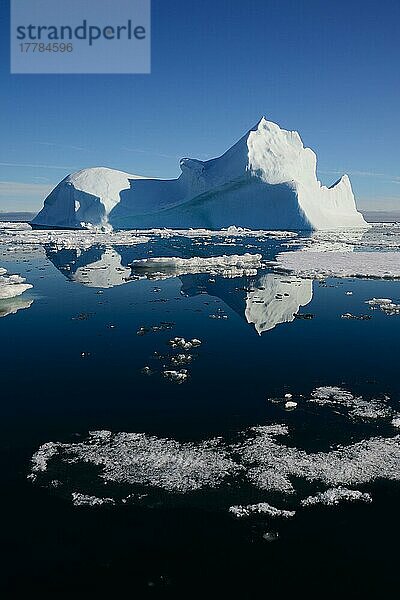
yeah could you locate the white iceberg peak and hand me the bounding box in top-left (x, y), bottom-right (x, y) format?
top-left (32, 118), bottom-right (368, 231)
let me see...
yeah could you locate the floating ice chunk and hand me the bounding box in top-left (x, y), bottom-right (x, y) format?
top-left (130, 254), bottom-right (262, 280)
top-left (0, 268), bottom-right (32, 299)
top-left (392, 416), bottom-right (400, 428)
top-left (270, 251), bottom-right (400, 279)
top-left (310, 386), bottom-right (355, 405)
top-left (168, 337), bottom-right (201, 350)
top-left (29, 442), bottom-right (60, 479)
top-left (229, 502), bottom-right (295, 518)
top-left (309, 386), bottom-right (391, 420)
top-left (239, 427), bottom-right (400, 493)
top-left (301, 487), bottom-right (372, 507)
top-left (284, 401), bottom-right (297, 410)
top-left (163, 369), bottom-right (189, 383)
top-left (366, 298), bottom-right (400, 315)
top-left (0, 296), bottom-right (33, 318)
top-left (72, 493), bottom-right (116, 507)
top-left (30, 430), bottom-right (240, 494)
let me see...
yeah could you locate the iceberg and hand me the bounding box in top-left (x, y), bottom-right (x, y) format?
top-left (32, 118), bottom-right (368, 231)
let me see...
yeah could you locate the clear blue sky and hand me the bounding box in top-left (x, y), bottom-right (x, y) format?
top-left (1, 0), bottom-right (399, 212)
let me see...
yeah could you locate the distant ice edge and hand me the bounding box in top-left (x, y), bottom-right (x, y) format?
top-left (32, 118), bottom-right (368, 231)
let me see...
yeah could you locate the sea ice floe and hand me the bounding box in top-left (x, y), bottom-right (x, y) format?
top-left (29, 423), bottom-right (400, 510)
top-left (301, 487), bottom-right (372, 507)
top-left (238, 426), bottom-right (400, 492)
top-left (0, 268), bottom-right (33, 300)
top-left (72, 493), bottom-right (116, 507)
top-left (168, 337), bottom-right (201, 350)
top-left (270, 251), bottom-right (400, 279)
top-left (366, 298), bottom-right (400, 315)
top-left (163, 369), bottom-right (189, 383)
top-left (309, 386), bottom-right (392, 421)
top-left (130, 254), bottom-right (262, 280)
top-left (0, 296), bottom-right (33, 318)
top-left (30, 430), bottom-right (240, 493)
top-left (229, 502), bottom-right (295, 519)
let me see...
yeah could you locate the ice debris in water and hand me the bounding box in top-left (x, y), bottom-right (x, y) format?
top-left (392, 415), bottom-right (400, 428)
top-left (0, 222), bottom-right (150, 249)
top-left (229, 502), bottom-right (295, 519)
top-left (341, 313), bottom-right (371, 320)
top-left (309, 386), bottom-right (392, 421)
top-left (301, 487), bottom-right (372, 507)
top-left (239, 426), bottom-right (400, 493)
top-left (29, 425), bottom-right (400, 508)
top-left (163, 369), bottom-right (189, 383)
top-left (168, 337), bottom-right (201, 350)
top-left (30, 430), bottom-right (240, 493)
top-left (130, 254), bottom-right (262, 280)
top-left (72, 493), bottom-right (116, 507)
top-left (0, 268), bottom-right (32, 299)
top-left (137, 322), bottom-right (175, 336)
top-left (366, 298), bottom-right (400, 315)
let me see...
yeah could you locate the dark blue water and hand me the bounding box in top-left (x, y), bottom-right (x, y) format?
top-left (1, 234), bottom-right (399, 597)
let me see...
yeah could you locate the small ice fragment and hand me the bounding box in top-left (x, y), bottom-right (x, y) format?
top-left (284, 401), bottom-right (297, 410)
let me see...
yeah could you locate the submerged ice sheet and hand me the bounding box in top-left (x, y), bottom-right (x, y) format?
top-left (271, 251), bottom-right (400, 279)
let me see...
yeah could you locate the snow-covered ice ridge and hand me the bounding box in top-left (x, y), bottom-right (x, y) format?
top-left (31, 118), bottom-right (367, 231)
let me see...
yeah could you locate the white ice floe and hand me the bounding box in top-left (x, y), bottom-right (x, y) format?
top-left (30, 430), bottom-right (240, 493)
top-left (270, 251), bottom-right (400, 279)
top-left (72, 493), bottom-right (116, 507)
top-left (244, 274), bottom-right (313, 334)
top-left (168, 337), bottom-right (202, 350)
top-left (229, 502), bottom-right (295, 518)
top-left (0, 221), bottom-right (150, 249)
top-left (30, 421), bottom-right (400, 510)
top-left (0, 296), bottom-right (33, 318)
top-left (145, 225), bottom-right (297, 240)
top-left (366, 298), bottom-right (400, 315)
top-left (240, 426), bottom-right (400, 493)
top-left (130, 253), bottom-right (262, 279)
top-left (391, 416), bottom-right (400, 428)
top-left (301, 487), bottom-right (372, 507)
top-left (0, 268), bottom-right (32, 299)
top-left (309, 386), bottom-right (392, 421)
top-left (163, 369), bottom-right (189, 383)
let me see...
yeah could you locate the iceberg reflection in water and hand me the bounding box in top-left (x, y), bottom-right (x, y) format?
top-left (44, 244), bottom-right (313, 333)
